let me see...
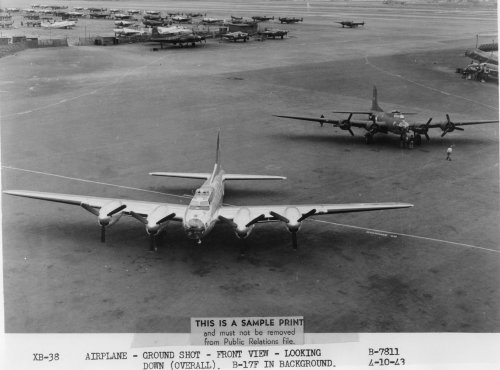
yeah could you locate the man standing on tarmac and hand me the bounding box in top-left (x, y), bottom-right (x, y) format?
top-left (446, 145), bottom-right (454, 161)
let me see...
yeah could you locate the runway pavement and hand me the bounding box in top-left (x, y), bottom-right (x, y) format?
top-left (1, 1), bottom-right (498, 333)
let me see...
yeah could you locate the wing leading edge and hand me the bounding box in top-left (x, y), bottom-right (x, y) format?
top-left (3, 190), bottom-right (187, 220)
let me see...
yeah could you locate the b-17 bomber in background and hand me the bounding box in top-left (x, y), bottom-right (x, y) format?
top-left (274, 86), bottom-right (499, 147)
top-left (222, 31), bottom-right (249, 42)
top-left (3, 132), bottom-right (412, 253)
top-left (278, 17), bottom-right (303, 24)
top-left (337, 20), bottom-right (365, 28)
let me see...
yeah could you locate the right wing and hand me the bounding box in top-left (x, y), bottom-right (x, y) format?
top-left (3, 190), bottom-right (187, 221)
top-left (218, 202), bottom-right (413, 221)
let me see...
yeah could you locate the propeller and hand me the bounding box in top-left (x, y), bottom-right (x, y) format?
top-left (441, 114), bottom-right (464, 137)
top-left (130, 210), bottom-right (176, 251)
top-left (81, 203), bottom-right (127, 243)
top-left (320, 115), bottom-right (325, 127)
top-left (218, 213), bottom-right (266, 239)
top-left (81, 203), bottom-right (99, 216)
top-left (270, 208), bottom-right (316, 250)
top-left (298, 209), bottom-right (316, 222)
top-left (340, 113), bottom-right (354, 136)
top-left (422, 117), bottom-right (432, 141)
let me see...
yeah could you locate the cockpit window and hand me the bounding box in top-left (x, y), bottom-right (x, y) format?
top-left (189, 205), bottom-right (209, 211)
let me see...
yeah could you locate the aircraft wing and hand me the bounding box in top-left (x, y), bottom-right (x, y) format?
top-left (223, 174), bottom-right (286, 181)
top-left (218, 202), bottom-right (412, 221)
top-left (428, 119), bottom-right (499, 128)
top-left (274, 114), bottom-right (341, 126)
top-left (274, 114), bottom-right (369, 129)
top-left (3, 190), bottom-right (187, 221)
top-left (149, 172), bottom-right (210, 179)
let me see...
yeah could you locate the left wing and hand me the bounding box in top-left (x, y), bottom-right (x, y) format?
top-left (274, 114), bottom-right (370, 129)
top-left (3, 190), bottom-right (187, 221)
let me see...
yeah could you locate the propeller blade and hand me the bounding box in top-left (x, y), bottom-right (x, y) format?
top-left (149, 234), bottom-right (156, 251)
top-left (270, 211), bottom-right (289, 223)
top-left (130, 211), bottom-right (148, 225)
top-left (424, 133), bottom-right (430, 141)
top-left (441, 129), bottom-right (448, 138)
top-left (348, 128), bottom-right (354, 136)
top-left (446, 114), bottom-right (451, 124)
top-left (291, 231), bottom-right (297, 250)
top-left (426, 118), bottom-right (432, 126)
top-left (156, 213), bottom-right (176, 225)
top-left (107, 204), bottom-right (126, 217)
top-left (245, 214), bottom-right (266, 228)
top-left (100, 225), bottom-right (106, 243)
top-left (455, 127), bottom-right (464, 131)
top-left (218, 215), bottom-right (237, 229)
top-left (297, 209), bottom-right (316, 223)
top-left (81, 203), bottom-right (99, 216)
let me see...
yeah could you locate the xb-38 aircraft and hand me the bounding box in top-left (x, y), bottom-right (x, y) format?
top-left (4, 133), bottom-right (412, 252)
top-left (275, 86), bottom-right (499, 147)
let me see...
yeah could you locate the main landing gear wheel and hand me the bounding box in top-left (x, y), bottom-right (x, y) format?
top-left (414, 134), bottom-right (422, 145)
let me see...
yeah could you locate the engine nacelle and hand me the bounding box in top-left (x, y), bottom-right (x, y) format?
top-left (440, 122), bottom-right (454, 133)
top-left (339, 120), bottom-right (351, 130)
top-left (146, 205), bottom-right (174, 235)
top-left (365, 121), bottom-right (378, 132)
top-left (98, 200), bottom-right (124, 227)
top-left (284, 207), bottom-right (302, 232)
top-left (232, 207), bottom-right (254, 239)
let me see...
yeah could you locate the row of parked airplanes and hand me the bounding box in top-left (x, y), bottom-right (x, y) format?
top-left (4, 86), bottom-right (497, 252)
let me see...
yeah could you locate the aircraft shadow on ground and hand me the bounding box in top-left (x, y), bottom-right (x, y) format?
top-left (273, 132), bottom-right (496, 150)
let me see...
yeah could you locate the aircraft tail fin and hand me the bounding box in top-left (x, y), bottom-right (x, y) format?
top-left (371, 85), bottom-right (384, 112)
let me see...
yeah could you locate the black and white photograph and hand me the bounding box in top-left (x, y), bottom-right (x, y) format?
top-left (1, 0), bottom-right (498, 355)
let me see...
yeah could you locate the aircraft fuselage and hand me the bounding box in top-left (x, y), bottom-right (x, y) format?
top-left (371, 111), bottom-right (410, 136)
top-left (183, 165), bottom-right (225, 241)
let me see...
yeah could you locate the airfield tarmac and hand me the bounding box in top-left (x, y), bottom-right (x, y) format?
top-left (1, 1), bottom-right (499, 333)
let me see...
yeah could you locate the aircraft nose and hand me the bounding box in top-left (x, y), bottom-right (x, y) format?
top-left (188, 218), bottom-right (204, 230)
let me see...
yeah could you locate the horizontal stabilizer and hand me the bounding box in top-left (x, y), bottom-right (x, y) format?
top-left (149, 172), bottom-right (211, 179)
top-left (223, 174), bottom-right (286, 181)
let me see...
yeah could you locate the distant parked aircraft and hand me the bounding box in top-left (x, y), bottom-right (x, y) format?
top-left (259, 28), bottom-right (288, 39)
top-left (41, 20), bottom-right (76, 29)
top-left (337, 20), bottom-right (365, 28)
top-left (278, 17), bottom-right (303, 24)
top-left (151, 26), bottom-right (206, 48)
top-left (222, 31), bottom-right (249, 42)
top-left (252, 15), bottom-right (274, 22)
